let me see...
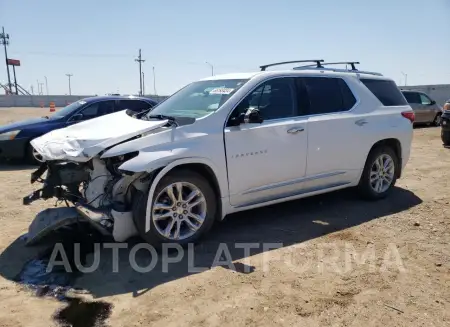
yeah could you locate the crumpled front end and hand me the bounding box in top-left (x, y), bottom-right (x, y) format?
top-left (23, 155), bottom-right (154, 244)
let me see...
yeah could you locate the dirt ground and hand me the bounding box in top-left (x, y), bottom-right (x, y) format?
top-left (0, 107), bottom-right (448, 327)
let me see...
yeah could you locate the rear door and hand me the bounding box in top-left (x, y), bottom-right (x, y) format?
top-left (300, 76), bottom-right (362, 190)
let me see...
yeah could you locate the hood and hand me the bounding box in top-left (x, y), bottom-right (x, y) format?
top-left (0, 117), bottom-right (51, 134)
top-left (31, 110), bottom-right (168, 162)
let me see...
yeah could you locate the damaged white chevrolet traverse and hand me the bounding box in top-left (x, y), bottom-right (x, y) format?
top-left (24, 60), bottom-right (414, 247)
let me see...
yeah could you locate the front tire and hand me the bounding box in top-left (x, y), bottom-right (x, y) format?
top-left (134, 169), bottom-right (217, 247)
top-left (358, 145), bottom-right (398, 200)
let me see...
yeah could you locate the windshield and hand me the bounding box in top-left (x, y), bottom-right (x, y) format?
top-left (49, 100), bottom-right (87, 118)
top-left (147, 79), bottom-right (248, 119)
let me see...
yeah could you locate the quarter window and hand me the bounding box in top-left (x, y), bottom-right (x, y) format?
top-left (361, 79), bottom-right (408, 106)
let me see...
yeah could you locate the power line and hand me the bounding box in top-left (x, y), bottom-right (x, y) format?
top-left (134, 49), bottom-right (145, 96)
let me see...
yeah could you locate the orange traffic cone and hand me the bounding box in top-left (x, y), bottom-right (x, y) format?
top-left (49, 102), bottom-right (55, 112)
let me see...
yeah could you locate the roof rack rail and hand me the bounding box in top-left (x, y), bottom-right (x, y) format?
top-left (260, 59), bottom-right (324, 71)
top-left (293, 61), bottom-right (383, 76)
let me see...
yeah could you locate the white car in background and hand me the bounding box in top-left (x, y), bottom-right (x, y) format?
top-left (24, 60), bottom-right (414, 247)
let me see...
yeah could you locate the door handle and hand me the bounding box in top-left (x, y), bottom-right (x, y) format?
top-left (287, 127), bottom-right (304, 134)
top-left (355, 119), bottom-right (368, 126)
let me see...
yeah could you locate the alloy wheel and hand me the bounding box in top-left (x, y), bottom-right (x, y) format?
top-left (369, 154), bottom-right (395, 193)
top-left (152, 182), bottom-right (207, 241)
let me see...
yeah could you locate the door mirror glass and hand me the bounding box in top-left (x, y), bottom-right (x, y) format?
top-left (243, 108), bottom-right (264, 124)
top-left (69, 113), bottom-right (84, 122)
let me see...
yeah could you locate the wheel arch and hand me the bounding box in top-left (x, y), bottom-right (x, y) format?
top-left (367, 138), bottom-right (402, 178)
top-left (144, 158), bottom-right (225, 233)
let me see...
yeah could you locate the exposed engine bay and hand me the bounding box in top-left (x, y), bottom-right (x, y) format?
top-left (23, 154), bottom-right (154, 243)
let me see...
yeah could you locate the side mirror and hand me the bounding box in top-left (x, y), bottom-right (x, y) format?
top-left (430, 100), bottom-right (436, 105)
top-left (68, 113), bottom-right (84, 123)
top-left (243, 108), bottom-right (264, 124)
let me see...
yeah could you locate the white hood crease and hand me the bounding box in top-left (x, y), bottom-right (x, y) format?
top-left (31, 110), bottom-right (168, 162)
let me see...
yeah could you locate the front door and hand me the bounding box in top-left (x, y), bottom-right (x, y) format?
top-left (224, 77), bottom-right (308, 207)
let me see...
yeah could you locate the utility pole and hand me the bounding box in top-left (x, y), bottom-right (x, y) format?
top-left (0, 27), bottom-right (12, 94)
top-left (44, 76), bottom-right (49, 95)
top-left (30, 85), bottom-right (34, 95)
top-left (134, 49), bottom-right (145, 96)
top-left (401, 71), bottom-right (408, 86)
top-left (152, 66), bottom-right (157, 95)
top-left (206, 61), bottom-right (214, 76)
top-left (142, 72), bottom-right (145, 96)
top-left (39, 82), bottom-right (44, 95)
top-left (66, 73), bottom-right (73, 95)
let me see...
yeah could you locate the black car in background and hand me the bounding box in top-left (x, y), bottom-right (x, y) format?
top-left (0, 95), bottom-right (158, 164)
top-left (441, 99), bottom-right (450, 146)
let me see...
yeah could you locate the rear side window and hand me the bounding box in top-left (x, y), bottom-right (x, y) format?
top-left (300, 77), bottom-right (356, 115)
top-left (361, 79), bottom-right (408, 106)
top-left (402, 92), bottom-right (421, 104)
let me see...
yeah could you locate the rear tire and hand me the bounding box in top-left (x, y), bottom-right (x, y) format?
top-left (442, 130), bottom-right (450, 146)
top-left (358, 145), bottom-right (398, 200)
top-left (133, 169), bottom-right (217, 248)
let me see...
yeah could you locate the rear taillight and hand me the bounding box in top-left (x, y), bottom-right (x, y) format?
top-left (401, 111), bottom-right (415, 123)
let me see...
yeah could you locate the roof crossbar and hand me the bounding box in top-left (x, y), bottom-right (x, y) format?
top-left (294, 61), bottom-right (361, 70)
top-left (260, 59), bottom-right (324, 71)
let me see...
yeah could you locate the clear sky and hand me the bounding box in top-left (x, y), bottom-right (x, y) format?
top-left (1, 0), bottom-right (449, 96)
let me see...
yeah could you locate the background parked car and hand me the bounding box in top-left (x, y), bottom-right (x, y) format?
top-left (401, 90), bottom-right (443, 126)
top-left (0, 95), bottom-right (158, 164)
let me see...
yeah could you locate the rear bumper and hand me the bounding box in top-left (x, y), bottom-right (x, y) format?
top-left (0, 138), bottom-right (28, 159)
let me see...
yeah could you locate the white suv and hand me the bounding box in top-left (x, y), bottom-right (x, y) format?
top-left (26, 60), bottom-right (414, 246)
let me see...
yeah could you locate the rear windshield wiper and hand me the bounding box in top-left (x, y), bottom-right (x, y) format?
top-left (147, 114), bottom-right (178, 126)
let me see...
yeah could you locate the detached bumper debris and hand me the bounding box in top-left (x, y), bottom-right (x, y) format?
top-left (26, 207), bottom-right (80, 246)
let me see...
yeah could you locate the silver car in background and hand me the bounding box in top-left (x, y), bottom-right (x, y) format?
top-left (401, 90), bottom-right (443, 126)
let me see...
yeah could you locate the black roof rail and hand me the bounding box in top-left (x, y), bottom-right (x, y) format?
top-left (294, 61), bottom-right (361, 70)
top-left (260, 59), bottom-right (324, 71)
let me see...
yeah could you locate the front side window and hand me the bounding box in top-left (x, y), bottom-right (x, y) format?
top-left (420, 94), bottom-right (432, 105)
top-left (229, 78), bottom-right (296, 121)
top-left (147, 79), bottom-right (248, 119)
